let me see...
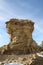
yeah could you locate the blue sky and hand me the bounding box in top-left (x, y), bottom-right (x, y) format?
top-left (0, 0), bottom-right (43, 47)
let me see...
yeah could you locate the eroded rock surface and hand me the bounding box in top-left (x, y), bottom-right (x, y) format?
top-left (30, 54), bottom-right (43, 65)
top-left (0, 54), bottom-right (36, 65)
top-left (0, 19), bottom-right (40, 54)
top-left (0, 19), bottom-right (43, 65)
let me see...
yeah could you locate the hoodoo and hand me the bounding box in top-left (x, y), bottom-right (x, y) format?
top-left (0, 19), bottom-right (40, 54)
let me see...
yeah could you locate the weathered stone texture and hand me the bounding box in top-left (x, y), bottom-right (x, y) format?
top-left (0, 19), bottom-right (40, 54)
top-left (30, 54), bottom-right (43, 65)
top-left (6, 19), bottom-right (34, 42)
top-left (2, 19), bottom-right (39, 54)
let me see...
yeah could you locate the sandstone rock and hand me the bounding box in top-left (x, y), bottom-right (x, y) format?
top-left (0, 54), bottom-right (36, 65)
top-left (30, 54), bottom-right (43, 65)
top-left (0, 19), bottom-right (40, 54)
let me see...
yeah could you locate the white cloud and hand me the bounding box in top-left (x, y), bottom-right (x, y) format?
top-left (35, 23), bottom-right (43, 34)
top-left (32, 18), bottom-right (43, 35)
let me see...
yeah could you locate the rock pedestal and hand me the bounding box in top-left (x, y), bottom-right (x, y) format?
top-left (6, 19), bottom-right (34, 43)
top-left (0, 19), bottom-right (40, 55)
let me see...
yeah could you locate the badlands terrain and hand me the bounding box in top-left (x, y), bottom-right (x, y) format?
top-left (0, 19), bottom-right (43, 65)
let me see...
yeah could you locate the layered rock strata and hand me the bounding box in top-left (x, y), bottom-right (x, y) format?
top-left (0, 19), bottom-right (40, 54)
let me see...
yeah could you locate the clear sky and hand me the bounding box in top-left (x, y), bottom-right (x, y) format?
top-left (0, 0), bottom-right (43, 47)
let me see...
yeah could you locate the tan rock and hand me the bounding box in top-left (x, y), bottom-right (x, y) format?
top-left (0, 19), bottom-right (40, 54)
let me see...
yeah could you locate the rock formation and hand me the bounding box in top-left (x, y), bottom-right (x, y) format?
top-left (0, 19), bottom-right (43, 65)
top-left (39, 41), bottom-right (43, 51)
top-left (30, 54), bottom-right (43, 65)
top-left (0, 19), bottom-right (40, 54)
top-left (40, 41), bottom-right (43, 47)
top-left (0, 54), bottom-right (36, 65)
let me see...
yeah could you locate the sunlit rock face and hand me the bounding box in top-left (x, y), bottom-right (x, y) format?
top-left (1, 19), bottom-right (40, 54)
top-left (6, 19), bottom-right (34, 42)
